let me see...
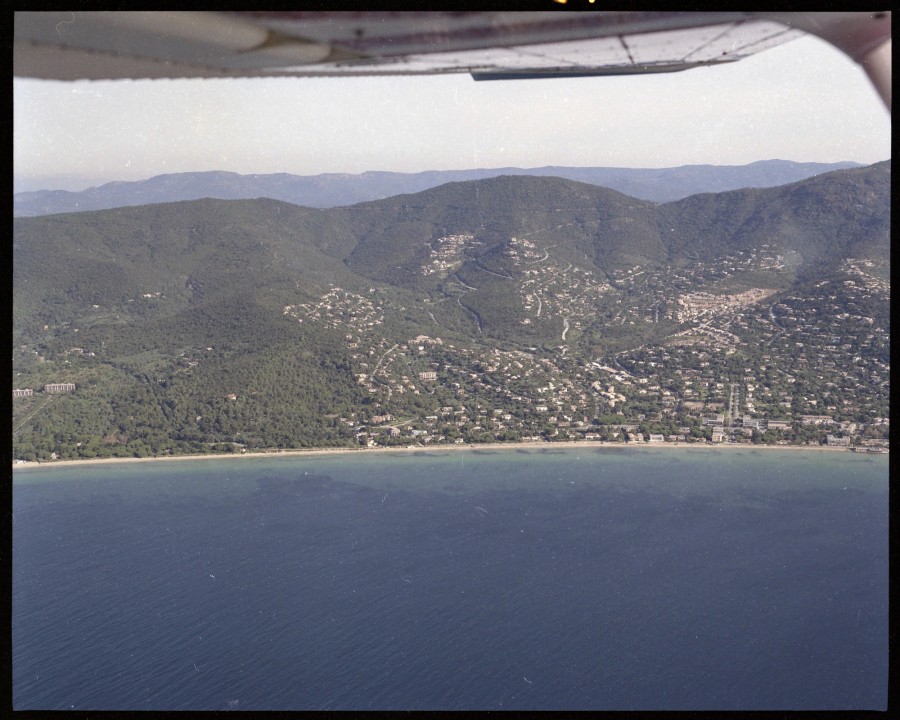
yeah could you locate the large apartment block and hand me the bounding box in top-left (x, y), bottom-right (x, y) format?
top-left (44, 383), bottom-right (76, 393)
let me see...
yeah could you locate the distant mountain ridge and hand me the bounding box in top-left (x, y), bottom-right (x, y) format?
top-left (13, 160), bottom-right (863, 217)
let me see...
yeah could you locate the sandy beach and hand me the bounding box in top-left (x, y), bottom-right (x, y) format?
top-left (12, 439), bottom-right (867, 470)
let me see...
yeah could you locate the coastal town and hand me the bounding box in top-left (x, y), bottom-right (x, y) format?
top-left (266, 245), bottom-right (889, 452)
top-left (13, 239), bottom-right (889, 460)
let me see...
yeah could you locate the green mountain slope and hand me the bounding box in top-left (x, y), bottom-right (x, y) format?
top-left (658, 160), bottom-right (890, 271)
top-left (12, 162), bottom-right (890, 459)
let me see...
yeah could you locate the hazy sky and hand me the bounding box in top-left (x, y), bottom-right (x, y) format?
top-left (13, 33), bottom-right (891, 192)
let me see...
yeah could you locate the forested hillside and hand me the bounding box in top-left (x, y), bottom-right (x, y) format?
top-left (13, 162), bottom-right (890, 460)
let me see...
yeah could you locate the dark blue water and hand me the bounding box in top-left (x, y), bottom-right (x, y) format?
top-left (13, 448), bottom-right (888, 710)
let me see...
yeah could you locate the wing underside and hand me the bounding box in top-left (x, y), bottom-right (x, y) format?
top-left (11, 11), bottom-right (814, 81)
top-left (14, 11), bottom-right (891, 110)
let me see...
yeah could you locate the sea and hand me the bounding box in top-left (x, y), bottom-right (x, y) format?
top-left (12, 446), bottom-right (888, 711)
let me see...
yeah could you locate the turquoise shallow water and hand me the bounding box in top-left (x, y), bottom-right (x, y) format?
top-left (13, 448), bottom-right (888, 710)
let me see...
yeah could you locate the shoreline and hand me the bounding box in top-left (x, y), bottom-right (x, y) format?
top-left (12, 440), bottom-right (875, 471)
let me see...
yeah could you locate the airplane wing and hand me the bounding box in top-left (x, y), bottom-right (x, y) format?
top-left (13, 11), bottom-right (890, 109)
